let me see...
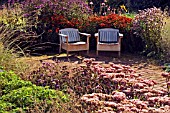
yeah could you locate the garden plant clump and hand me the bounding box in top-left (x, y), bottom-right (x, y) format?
top-left (0, 2), bottom-right (41, 55)
top-left (0, 70), bottom-right (70, 112)
top-left (132, 7), bottom-right (170, 61)
top-left (0, 42), bottom-right (29, 75)
top-left (27, 58), bottom-right (170, 112)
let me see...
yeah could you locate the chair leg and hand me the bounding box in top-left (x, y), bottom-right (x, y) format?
top-left (67, 51), bottom-right (69, 57)
top-left (59, 44), bottom-right (61, 54)
top-left (118, 51), bottom-right (120, 57)
top-left (87, 50), bottom-right (89, 55)
top-left (96, 50), bottom-right (98, 56)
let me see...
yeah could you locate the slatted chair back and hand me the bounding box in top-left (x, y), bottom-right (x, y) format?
top-left (59, 28), bottom-right (80, 43)
top-left (99, 28), bottom-right (119, 43)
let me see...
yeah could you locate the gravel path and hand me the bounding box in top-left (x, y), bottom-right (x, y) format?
top-left (21, 51), bottom-right (168, 91)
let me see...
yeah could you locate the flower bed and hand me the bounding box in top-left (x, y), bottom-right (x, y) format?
top-left (27, 58), bottom-right (170, 112)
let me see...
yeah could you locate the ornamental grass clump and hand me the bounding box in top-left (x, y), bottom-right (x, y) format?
top-left (0, 3), bottom-right (40, 55)
top-left (0, 42), bottom-right (29, 75)
top-left (132, 7), bottom-right (169, 60)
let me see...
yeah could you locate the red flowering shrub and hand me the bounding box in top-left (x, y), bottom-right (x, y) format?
top-left (46, 13), bottom-right (132, 34)
top-left (80, 14), bottom-right (133, 34)
top-left (51, 15), bottom-right (74, 29)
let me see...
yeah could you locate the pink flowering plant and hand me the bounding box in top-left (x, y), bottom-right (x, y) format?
top-left (27, 58), bottom-right (170, 112)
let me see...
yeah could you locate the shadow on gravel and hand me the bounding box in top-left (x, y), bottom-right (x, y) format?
top-left (42, 50), bottom-right (153, 67)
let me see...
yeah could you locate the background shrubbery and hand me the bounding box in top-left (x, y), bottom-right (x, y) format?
top-left (0, 0), bottom-right (170, 60)
top-left (132, 7), bottom-right (170, 62)
top-left (89, 0), bottom-right (170, 14)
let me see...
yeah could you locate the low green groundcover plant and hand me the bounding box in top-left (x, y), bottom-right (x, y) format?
top-left (164, 63), bottom-right (170, 72)
top-left (0, 70), bottom-right (69, 112)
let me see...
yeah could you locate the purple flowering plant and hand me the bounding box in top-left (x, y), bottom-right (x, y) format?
top-left (132, 7), bottom-right (168, 59)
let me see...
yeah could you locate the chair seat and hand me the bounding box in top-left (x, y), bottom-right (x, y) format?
top-left (68, 41), bottom-right (86, 45)
top-left (98, 42), bottom-right (119, 45)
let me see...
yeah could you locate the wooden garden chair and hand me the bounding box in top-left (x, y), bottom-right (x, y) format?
top-left (59, 28), bottom-right (91, 57)
top-left (95, 28), bottom-right (123, 57)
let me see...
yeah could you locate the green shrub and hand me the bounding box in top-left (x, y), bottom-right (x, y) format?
top-left (0, 71), bottom-right (70, 112)
top-left (3, 79), bottom-right (33, 94)
top-left (164, 63), bottom-right (170, 72)
top-left (0, 71), bottom-right (19, 96)
top-left (1, 86), bottom-right (58, 107)
top-left (0, 100), bottom-right (16, 113)
top-left (132, 7), bottom-right (169, 60)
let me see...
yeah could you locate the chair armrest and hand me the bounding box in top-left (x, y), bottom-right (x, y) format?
top-left (59, 33), bottom-right (68, 38)
top-left (79, 32), bottom-right (91, 37)
top-left (59, 33), bottom-right (68, 44)
top-left (119, 33), bottom-right (123, 37)
top-left (95, 33), bottom-right (98, 37)
top-left (79, 32), bottom-right (91, 44)
top-left (118, 33), bottom-right (123, 43)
